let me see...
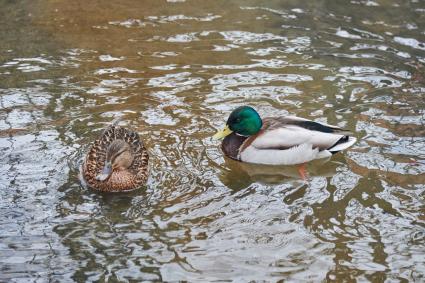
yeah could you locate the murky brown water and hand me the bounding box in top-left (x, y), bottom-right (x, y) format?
top-left (1, 0), bottom-right (424, 281)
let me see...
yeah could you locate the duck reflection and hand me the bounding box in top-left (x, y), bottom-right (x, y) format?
top-left (220, 157), bottom-right (339, 190)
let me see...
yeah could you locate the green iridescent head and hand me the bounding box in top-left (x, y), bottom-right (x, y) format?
top-left (227, 106), bottom-right (263, 136)
top-left (213, 106), bottom-right (263, 139)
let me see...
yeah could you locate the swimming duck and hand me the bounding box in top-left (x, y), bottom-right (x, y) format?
top-left (81, 120), bottom-right (149, 192)
top-left (213, 106), bottom-right (357, 168)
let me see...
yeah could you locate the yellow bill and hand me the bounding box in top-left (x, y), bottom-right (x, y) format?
top-left (213, 125), bottom-right (233, 140)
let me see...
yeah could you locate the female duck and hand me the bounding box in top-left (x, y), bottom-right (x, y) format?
top-left (81, 121), bottom-right (149, 192)
top-left (213, 106), bottom-right (356, 166)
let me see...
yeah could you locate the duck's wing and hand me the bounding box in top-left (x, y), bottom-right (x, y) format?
top-left (121, 128), bottom-right (149, 167)
top-left (250, 116), bottom-right (355, 151)
top-left (116, 127), bottom-right (149, 183)
top-left (82, 123), bottom-right (118, 183)
top-left (99, 122), bottom-right (143, 152)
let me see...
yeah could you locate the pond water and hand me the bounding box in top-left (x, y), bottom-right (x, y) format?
top-left (0, 0), bottom-right (424, 281)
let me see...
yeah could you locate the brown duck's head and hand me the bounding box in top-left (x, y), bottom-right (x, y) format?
top-left (95, 140), bottom-right (134, 182)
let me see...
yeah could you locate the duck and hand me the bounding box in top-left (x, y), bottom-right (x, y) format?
top-left (80, 120), bottom-right (149, 192)
top-left (213, 106), bottom-right (357, 176)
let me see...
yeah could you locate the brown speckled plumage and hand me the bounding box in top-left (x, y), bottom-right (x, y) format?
top-left (81, 122), bottom-right (149, 192)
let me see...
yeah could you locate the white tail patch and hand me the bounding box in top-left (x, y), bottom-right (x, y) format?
top-left (328, 136), bottom-right (357, 152)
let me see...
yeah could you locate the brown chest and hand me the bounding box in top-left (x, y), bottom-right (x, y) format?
top-left (221, 133), bottom-right (248, 160)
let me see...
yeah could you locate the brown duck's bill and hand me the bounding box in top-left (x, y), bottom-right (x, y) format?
top-left (213, 125), bottom-right (233, 140)
top-left (96, 161), bottom-right (112, 181)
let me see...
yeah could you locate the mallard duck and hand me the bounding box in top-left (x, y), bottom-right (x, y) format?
top-left (80, 120), bottom-right (149, 192)
top-left (213, 106), bottom-right (357, 167)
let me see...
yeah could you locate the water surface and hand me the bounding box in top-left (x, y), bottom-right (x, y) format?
top-left (0, 0), bottom-right (424, 281)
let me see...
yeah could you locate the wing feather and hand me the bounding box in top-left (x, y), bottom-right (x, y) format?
top-left (252, 126), bottom-right (343, 150)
